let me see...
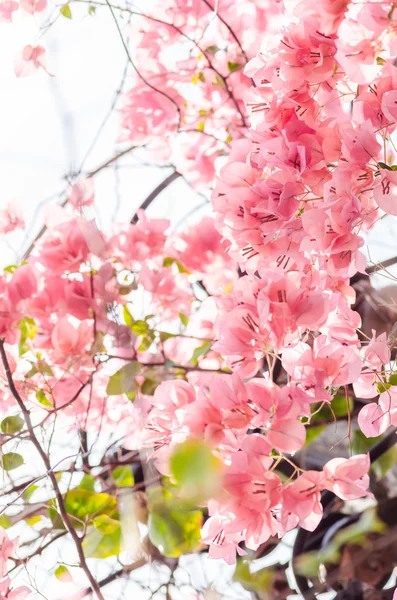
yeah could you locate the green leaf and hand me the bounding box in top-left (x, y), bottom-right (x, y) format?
top-left (49, 489), bottom-right (118, 530)
top-left (372, 445), bottom-right (397, 478)
top-left (205, 45), bottom-right (220, 55)
top-left (389, 374), bottom-right (397, 386)
top-left (212, 75), bottom-right (225, 87)
top-left (377, 56), bottom-right (386, 65)
top-left (123, 305), bottom-right (134, 327)
top-left (227, 61), bottom-right (243, 73)
top-left (130, 320), bottom-right (149, 335)
top-left (18, 317), bottom-right (37, 356)
top-left (331, 394), bottom-right (354, 417)
top-left (23, 484), bottom-right (38, 502)
top-left (1, 452), bottom-right (24, 471)
top-left (190, 340), bottom-right (211, 365)
top-left (1, 415), bottom-right (24, 435)
top-left (170, 439), bottom-right (221, 500)
top-left (88, 4), bottom-right (96, 15)
top-left (79, 474), bottom-right (96, 491)
top-left (159, 331), bottom-right (177, 343)
top-left (141, 378), bottom-right (158, 396)
top-left (163, 257), bottom-right (189, 274)
top-left (4, 265), bottom-right (19, 274)
top-left (106, 361), bottom-right (140, 396)
top-left (82, 523), bottom-right (121, 558)
top-left (304, 425), bottom-right (325, 447)
top-left (93, 514), bottom-right (120, 534)
top-left (26, 515), bottom-right (42, 527)
top-left (55, 565), bottom-right (73, 582)
top-left (0, 515), bottom-right (12, 529)
top-left (112, 466), bottom-right (134, 488)
top-left (148, 489), bottom-right (202, 558)
top-left (36, 389), bottom-right (53, 408)
top-left (310, 394), bottom-right (354, 423)
top-left (352, 429), bottom-right (382, 453)
top-left (233, 561), bottom-right (273, 599)
top-left (378, 162), bottom-right (397, 171)
top-left (377, 382), bottom-right (391, 394)
top-left (179, 313), bottom-right (189, 327)
top-left (60, 4), bottom-right (72, 18)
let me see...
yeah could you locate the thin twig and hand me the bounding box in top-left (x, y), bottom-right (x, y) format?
top-left (0, 340), bottom-right (105, 600)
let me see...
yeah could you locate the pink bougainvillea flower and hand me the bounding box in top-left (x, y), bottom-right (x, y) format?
top-left (0, 0), bottom-right (18, 22)
top-left (14, 45), bottom-right (51, 78)
top-left (0, 202), bottom-right (24, 234)
top-left (67, 178), bottom-right (95, 209)
top-left (19, 0), bottom-right (46, 13)
top-left (0, 528), bottom-right (18, 577)
top-left (0, 578), bottom-right (32, 600)
top-left (374, 168), bottom-right (397, 215)
top-left (323, 454), bottom-right (371, 500)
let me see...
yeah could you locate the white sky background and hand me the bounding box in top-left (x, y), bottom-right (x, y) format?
top-left (0, 1), bottom-right (208, 268)
top-left (1, 1), bottom-right (397, 599)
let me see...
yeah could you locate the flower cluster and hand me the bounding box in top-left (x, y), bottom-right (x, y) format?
top-left (146, 0), bottom-right (397, 563)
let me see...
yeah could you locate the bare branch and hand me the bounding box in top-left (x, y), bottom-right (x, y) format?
top-left (130, 171), bottom-right (181, 224)
top-left (0, 340), bottom-right (105, 600)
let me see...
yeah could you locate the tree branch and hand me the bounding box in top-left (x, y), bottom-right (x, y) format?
top-left (367, 255), bottom-right (397, 275)
top-left (75, 557), bottom-right (146, 598)
top-left (0, 340), bottom-right (105, 600)
top-left (130, 171), bottom-right (181, 224)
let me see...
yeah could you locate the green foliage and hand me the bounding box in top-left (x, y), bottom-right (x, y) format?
top-left (1, 415), bottom-right (24, 435)
top-left (79, 474), bottom-right (96, 491)
top-left (82, 523), bottom-right (122, 558)
top-left (49, 489), bottom-right (118, 530)
top-left (92, 514), bottom-right (120, 534)
top-left (148, 487), bottom-right (203, 557)
top-left (106, 361), bottom-right (140, 396)
top-left (304, 425), bottom-right (325, 447)
top-left (1, 452), bottom-right (24, 471)
top-left (310, 394), bottom-right (354, 423)
top-left (23, 485), bottom-right (38, 502)
top-left (18, 317), bottom-right (36, 356)
top-left (36, 389), bottom-right (53, 408)
top-left (179, 313), bottom-right (189, 327)
top-left (141, 377), bottom-right (158, 395)
top-left (233, 561), bottom-right (273, 599)
top-left (170, 439), bottom-right (221, 500)
top-left (205, 45), bottom-right (220, 55)
top-left (163, 257), bottom-right (190, 274)
top-left (227, 61), bottom-right (243, 73)
top-left (55, 565), bottom-right (73, 582)
top-left (112, 466), bottom-right (134, 488)
top-left (190, 340), bottom-right (212, 365)
top-left (378, 161), bottom-right (397, 171)
top-left (352, 430), bottom-right (396, 478)
top-left (60, 4), bottom-right (72, 18)
top-left (0, 515), bottom-right (12, 529)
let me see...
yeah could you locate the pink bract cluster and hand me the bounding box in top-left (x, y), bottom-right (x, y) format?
top-left (119, 0), bottom-right (283, 189)
top-left (0, 198), bottom-right (235, 440)
top-left (6, 0), bottom-right (397, 573)
top-left (0, 529), bottom-right (30, 599)
top-left (145, 0), bottom-right (397, 563)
